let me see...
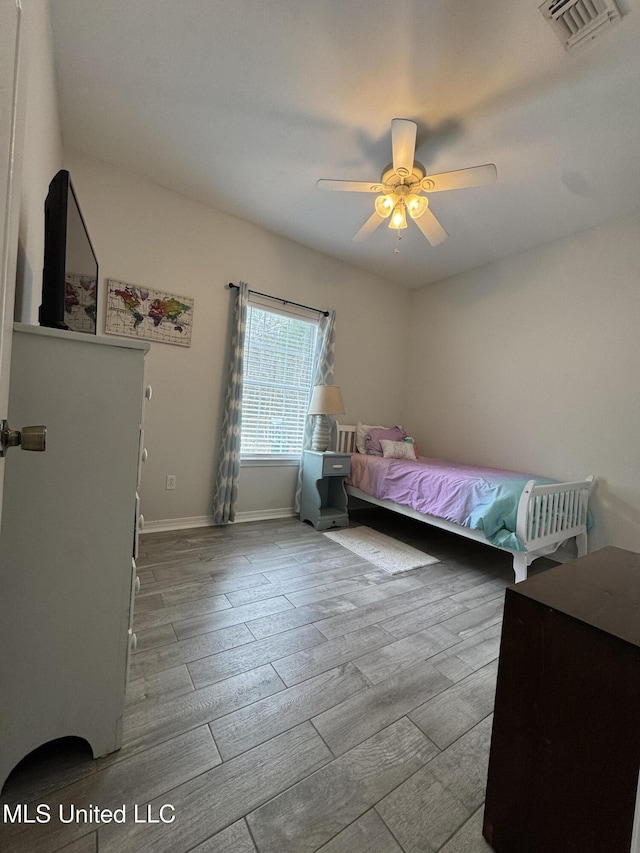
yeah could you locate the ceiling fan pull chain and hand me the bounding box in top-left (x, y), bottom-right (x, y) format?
top-left (394, 231), bottom-right (402, 254)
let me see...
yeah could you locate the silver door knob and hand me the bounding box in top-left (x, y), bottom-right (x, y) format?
top-left (0, 420), bottom-right (47, 456)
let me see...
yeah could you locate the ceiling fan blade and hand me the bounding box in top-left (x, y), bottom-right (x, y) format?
top-left (352, 210), bottom-right (386, 242)
top-left (421, 164), bottom-right (497, 193)
top-left (413, 207), bottom-right (448, 246)
top-left (391, 119), bottom-right (417, 178)
top-left (317, 179), bottom-right (382, 193)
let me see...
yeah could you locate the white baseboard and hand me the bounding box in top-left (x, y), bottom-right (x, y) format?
top-left (140, 508), bottom-right (296, 534)
top-left (140, 515), bottom-right (215, 533)
top-left (234, 507), bottom-right (297, 523)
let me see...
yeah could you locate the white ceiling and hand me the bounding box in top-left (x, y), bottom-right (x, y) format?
top-left (49, 0), bottom-right (640, 288)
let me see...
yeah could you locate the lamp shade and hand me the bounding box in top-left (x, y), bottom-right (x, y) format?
top-left (407, 194), bottom-right (429, 219)
top-left (388, 200), bottom-right (408, 230)
top-left (374, 194), bottom-right (395, 219)
top-left (308, 384), bottom-right (345, 415)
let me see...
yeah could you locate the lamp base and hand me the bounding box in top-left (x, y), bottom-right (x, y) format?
top-left (311, 414), bottom-right (330, 452)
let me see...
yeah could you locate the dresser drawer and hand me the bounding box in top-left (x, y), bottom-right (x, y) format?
top-left (321, 455), bottom-right (350, 476)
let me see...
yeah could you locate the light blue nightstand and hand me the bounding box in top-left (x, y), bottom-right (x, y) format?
top-left (299, 450), bottom-right (350, 530)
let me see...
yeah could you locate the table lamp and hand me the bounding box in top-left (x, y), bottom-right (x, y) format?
top-left (307, 385), bottom-right (345, 452)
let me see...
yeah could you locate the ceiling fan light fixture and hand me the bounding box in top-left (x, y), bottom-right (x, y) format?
top-left (388, 200), bottom-right (408, 230)
top-left (317, 118), bottom-right (497, 247)
top-left (406, 194), bottom-right (429, 219)
top-left (374, 194), bottom-right (395, 218)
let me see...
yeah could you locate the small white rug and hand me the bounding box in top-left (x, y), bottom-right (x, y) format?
top-left (323, 526), bottom-right (440, 575)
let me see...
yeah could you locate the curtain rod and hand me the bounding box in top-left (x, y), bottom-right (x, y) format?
top-left (227, 283), bottom-right (329, 317)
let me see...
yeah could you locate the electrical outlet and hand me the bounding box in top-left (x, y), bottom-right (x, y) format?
top-left (166, 474), bottom-right (176, 490)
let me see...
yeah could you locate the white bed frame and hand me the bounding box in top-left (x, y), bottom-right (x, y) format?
top-left (337, 425), bottom-right (594, 583)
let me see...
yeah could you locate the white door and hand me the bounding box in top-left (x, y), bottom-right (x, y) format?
top-left (0, 0), bottom-right (25, 527)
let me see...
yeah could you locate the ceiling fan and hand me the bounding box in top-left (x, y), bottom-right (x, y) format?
top-left (317, 119), bottom-right (497, 246)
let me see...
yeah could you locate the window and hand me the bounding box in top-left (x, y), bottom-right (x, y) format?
top-left (240, 301), bottom-right (317, 459)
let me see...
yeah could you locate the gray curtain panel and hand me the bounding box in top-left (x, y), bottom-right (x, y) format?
top-left (294, 309), bottom-right (336, 513)
top-left (212, 281), bottom-right (249, 524)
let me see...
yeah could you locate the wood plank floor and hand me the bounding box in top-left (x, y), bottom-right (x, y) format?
top-left (0, 509), bottom-right (557, 853)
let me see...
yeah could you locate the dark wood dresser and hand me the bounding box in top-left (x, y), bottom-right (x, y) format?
top-left (483, 546), bottom-right (640, 853)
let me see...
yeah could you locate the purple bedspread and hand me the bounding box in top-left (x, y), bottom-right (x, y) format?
top-left (348, 454), bottom-right (554, 551)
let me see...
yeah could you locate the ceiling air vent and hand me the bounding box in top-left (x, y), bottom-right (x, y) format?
top-left (538, 0), bottom-right (622, 51)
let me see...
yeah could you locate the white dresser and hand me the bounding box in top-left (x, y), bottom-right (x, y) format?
top-left (0, 324), bottom-right (149, 791)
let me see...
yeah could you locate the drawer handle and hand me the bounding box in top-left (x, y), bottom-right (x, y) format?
top-left (145, 385), bottom-right (153, 400)
top-left (135, 575), bottom-right (141, 594)
top-left (332, 464), bottom-right (344, 469)
top-left (131, 632), bottom-right (138, 651)
top-left (138, 514), bottom-right (145, 530)
top-left (141, 448), bottom-right (148, 463)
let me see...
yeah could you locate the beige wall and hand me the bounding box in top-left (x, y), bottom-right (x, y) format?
top-left (405, 211), bottom-right (640, 553)
top-left (63, 151), bottom-right (410, 525)
top-left (15, 0), bottom-right (63, 324)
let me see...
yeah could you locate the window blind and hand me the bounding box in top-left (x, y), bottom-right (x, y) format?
top-left (241, 304), bottom-right (317, 456)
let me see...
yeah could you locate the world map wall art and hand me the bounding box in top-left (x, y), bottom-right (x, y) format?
top-left (105, 279), bottom-right (194, 346)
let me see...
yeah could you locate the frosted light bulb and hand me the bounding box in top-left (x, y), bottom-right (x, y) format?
top-left (388, 201), bottom-right (408, 230)
top-left (374, 194), bottom-right (395, 218)
top-left (406, 194), bottom-right (428, 219)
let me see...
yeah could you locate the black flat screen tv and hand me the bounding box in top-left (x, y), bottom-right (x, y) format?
top-left (39, 169), bottom-right (98, 334)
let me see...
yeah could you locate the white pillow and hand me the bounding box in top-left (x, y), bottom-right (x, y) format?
top-left (356, 421), bottom-right (386, 454)
top-left (380, 439), bottom-right (417, 461)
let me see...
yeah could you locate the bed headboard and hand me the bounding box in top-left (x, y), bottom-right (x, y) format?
top-left (336, 423), bottom-right (357, 453)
